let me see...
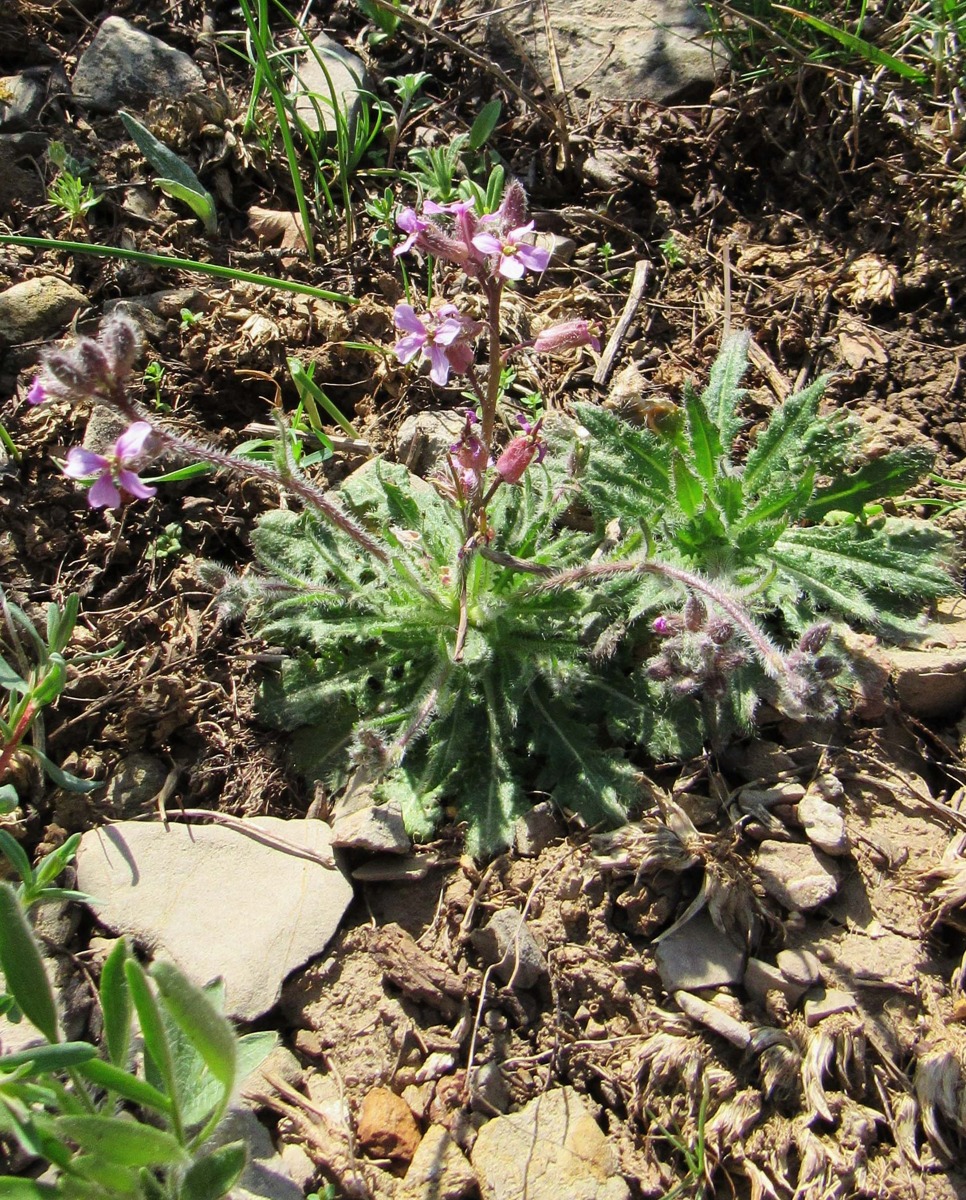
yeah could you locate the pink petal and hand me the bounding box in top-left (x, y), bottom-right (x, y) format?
top-left (516, 243), bottom-right (550, 273)
top-left (394, 333), bottom-right (425, 363)
top-left (27, 379), bottom-right (47, 406)
top-left (88, 473), bottom-right (122, 509)
top-left (63, 446), bottom-right (108, 479)
top-left (115, 421), bottom-right (153, 462)
top-left (426, 344), bottom-right (452, 386)
top-left (472, 233), bottom-right (502, 256)
top-left (432, 319), bottom-right (464, 347)
top-left (117, 469), bottom-right (157, 501)
top-left (393, 303), bottom-right (426, 335)
top-left (507, 221), bottom-right (536, 242)
top-left (498, 254), bottom-right (526, 281)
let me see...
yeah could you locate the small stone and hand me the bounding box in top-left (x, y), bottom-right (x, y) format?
top-left (291, 32), bottom-right (370, 138)
top-left (674, 991), bottom-right (753, 1049)
top-left (470, 1061), bottom-right (511, 1114)
top-left (743, 957), bottom-right (806, 1005)
top-left (803, 987), bottom-right (858, 1026)
top-left (533, 233), bottom-right (576, 266)
top-left (331, 800), bottom-right (410, 854)
top-left (654, 910), bottom-right (746, 992)
top-left (776, 948), bottom-right (822, 988)
top-left (351, 855), bottom-right (432, 882)
top-left (798, 792), bottom-right (849, 856)
top-left (0, 277), bottom-right (86, 346)
top-left (71, 17), bottom-right (206, 113)
top-left (396, 409), bottom-right (466, 476)
top-left (755, 840), bottom-right (840, 911)
top-left (513, 801), bottom-right (561, 857)
top-left (0, 72), bottom-right (49, 133)
top-left (472, 908), bottom-right (547, 989)
top-left (400, 1125), bottom-right (478, 1200)
top-left (101, 753), bottom-right (168, 819)
top-left (471, 1086), bottom-right (629, 1200)
top-left (356, 1086), bottom-right (421, 1163)
top-left (278, 1143), bottom-right (317, 1195)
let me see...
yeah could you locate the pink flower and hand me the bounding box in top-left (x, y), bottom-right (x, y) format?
top-left (27, 379), bottom-right (47, 406)
top-left (532, 319), bottom-right (601, 354)
top-left (494, 417), bottom-right (546, 484)
top-left (394, 207), bottom-right (431, 256)
top-left (448, 410), bottom-right (489, 494)
top-left (393, 303), bottom-right (481, 386)
top-left (472, 222), bottom-right (550, 281)
top-left (63, 421), bottom-right (157, 509)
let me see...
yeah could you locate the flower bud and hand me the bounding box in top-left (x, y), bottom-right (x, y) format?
top-left (532, 319), bottom-right (601, 355)
top-left (814, 655), bottom-right (842, 679)
top-left (684, 594), bottom-right (707, 632)
top-left (77, 339), bottom-right (112, 387)
top-left (42, 352), bottom-right (89, 397)
top-left (498, 180), bottom-right (527, 231)
top-left (99, 313), bottom-right (142, 375)
top-left (495, 436), bottom-right (538, 484)
top-left (707, 618), bottom-right (734, 645)
top-left (798, 622), bottom-right (831, 654)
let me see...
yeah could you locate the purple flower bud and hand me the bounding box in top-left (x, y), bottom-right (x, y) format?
top-left (799, 622), bottom-right (832, 654)
top-left (814, 655), bottom-right (843, 679)
top-left (653, 616), bottom-right (672, 636)
top-left (707, 618), bottom-right (734, 645)
top-left (531, 319), bottom-right (601, 355)
top-left (99, 313), bottom-right (142, 375)
top-left (684, 594), bottom-right (708, 632)
top-left (77, 339), bottom-right (112, 387)
top-left (27, 379), bottom-right (47, 406)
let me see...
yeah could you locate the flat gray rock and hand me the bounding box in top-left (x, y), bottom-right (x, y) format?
top-left (290, 33), bottom-right (370, 138)
top-left (654, 910), bottom-right (746, 992)
top-left (76, 819), bottom-right (353, 1021)
top-left (72, 16), bottom-right (205, 113)
top-left (0, 277), bottom-right (86, 347)
top-left (472, 908), bottom-right (548, 990)
top-left (471, 1086), bottom-right (629, 1200)
top-left (478, 0), bottom-right (720, 107)
top-left (331, 800), bottom-right (410, 854)
top-left (755, 840), bottom-right (841, 912)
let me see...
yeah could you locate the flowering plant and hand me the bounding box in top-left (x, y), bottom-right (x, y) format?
top-left (26, 183), bottom-right (956, 853)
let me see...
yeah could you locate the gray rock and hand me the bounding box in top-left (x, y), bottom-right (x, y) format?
top-left (473, 908), bottom-right (548, 989)
top-left (0, 277), bottom-right (87, 347)
top-left (886, 598), bottom-right (966, 719)
top-left (674, 991), bottom-right (752, 1049)
top-left (0, 72), bottom-right (48, 133)
top-left (743, 956), bottom-right (806, 1005)
top-left (76, 818), bottom-right (353, 1021)
top-left (755, 840), bottom-right (840, 912)
top-left (331, 799), bottom-right (410, 854)
top-left (776, 948), bottom-right (822, 989)
top-left (102, 753), bottom-right (168, 819)
top-left (533, 232), bottom-right (576, 267)
top-left (803, 987), bottom-right (858, 1026)
top-left (470, 1061), bottom-right (512, 1115)
top-left (654, 910), bottom-right (746, 992)
top-left (396, 409), bottom-right (466, 476)
top-left (471, 1086), bottom-right (629, 1200)
top-left (211, 1107), bottom-right (303, 1200)
top-left (479, 0), bottom-right (720, 108)
top-left (401, 1125), bottom-right (478, 1200)
top-left (798, 792), bottom-right (849, 857)
top-left (513, 801), bottom-right (561, 857)
top-left (290, 33), bottom-right (371, 138)
top-left (72, 17), bottom-right (205, 113)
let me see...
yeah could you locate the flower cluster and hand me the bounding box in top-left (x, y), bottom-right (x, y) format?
top-left (392, 303), bottom-right (482, 386)
top-left (26, 314), bottom-right (159, 510)
top-left (647, 594), bottom-right (749, 700)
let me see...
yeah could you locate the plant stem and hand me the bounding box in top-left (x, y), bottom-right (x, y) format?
top-left (0, 701), bottom-right (36, 782)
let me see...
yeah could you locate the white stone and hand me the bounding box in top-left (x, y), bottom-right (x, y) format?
top-left (798, 792), bottom-right (849, 856)
top-left (76, 819), bottom-right (353, 1021)
top-left (755, 841), bottom-right (840, 912)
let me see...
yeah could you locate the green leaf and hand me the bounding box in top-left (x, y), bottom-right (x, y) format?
top-left (23, 749), bottom-right (100, 794)
top-left (672, 453), bottom-right (704, 518)
top-left (69, 1154), bottom-right (143, 1196)
top-left (0, 884), bottom-right (59, 1043)
top-left (0, 785), bottom-right (17, 814)
top-left (76, 1059), bottom-right (171, 1116)
top-left (0, 830), bottom-right (33, 886)
top-left (772, 4), bottom-right (928, 82)
top-left (0, 1179), bottom-right (59, 1198)
top-left (32, 834), bottom-right (82, 891)
top-left (741, 376), bottom-right (826, 492)
top-left (700, 331), bottom-right (749, 454)
top-left (119, 112), bottom-right (210, 198)
top-left (53, 1115), bottom-right (187, 1167)
top-left (803, 445), bottom-right (935, 519)
top-left (0, 654), bottom-right (28, 695)
top-left (150, 961), bottom-right (237, 1109)
top-left (468, 99), bottom-right (502, 151)
top-left (180, 1141), bottom-right (247, 1200)
top-left (0, 1042), bottom-right (96, 1073)
top-left (155, 180), bottom-right (218, 236)
top-left (733, 465), bottom-right (815, 535)
top-left (682, 383), bottom-right (723, 485)
top-left (124, 960), bottom-right (181, 1133)
top-left (98, 939), bottom-right (132, 1068)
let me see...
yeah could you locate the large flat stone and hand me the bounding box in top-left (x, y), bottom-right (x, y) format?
top-left (76, 819), bottom-right (353, 1021)
top-left (72, 17), bottom-right (205, 113)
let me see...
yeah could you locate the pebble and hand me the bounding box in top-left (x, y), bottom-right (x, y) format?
top-left (798, 792), bottom-right (849, 856)
top-left (513, 801), bottom-right (561, 857)
top-left (674, 991), bottom-right (753, 1048)
top-left (755, 840), bottom-right (841, 911)
top-left (331, 799), bottom-right (410, 855)
top-left (776, 948), bottom-right (822, 989)
top-left (71, 16), bottom-right (206, 113)
top-left (355, 1086), bottom-right (421, 1163)
top-left (654, 910), bottom-right (746, 992)
top-left (472, 908), bottom-right (548, 990)
top-left (0, 71), bottom-right (50, 133)
top-left (743, 956), bottom-right (807, 1005)
top-left (803, 987), bottom-right (858, 1026)
top-left (0, 277), bottom-right (87, 347)
top-left (399, 1125), bottom-right (478, 1200)
top-left (471, 1086), bottom-right (629, 1200)
top-left (469, 1061), bottom-right (512, 1115)
top-left (290, 32), bottom-right (370, 138)
top-left (101, 752), bottom-right (168, 819)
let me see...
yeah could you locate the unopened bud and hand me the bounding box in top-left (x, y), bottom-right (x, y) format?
top-left (684, 594), bottom-right (707, 632)
top-left (814, 655), bottom-right (842, 679)
top-left (99, 313), bottom-right (142, 375)
top-left (799, 622), bottom-right (831, 654)
top-left (499, 180), bottom-right (527, 230)
top-left (77, 339), bottom-right (112, 387)
top-left (647, 658), bottom-right (674, 681)
top-left (707, 618), bottom-right (734, 645)
top-left (43, 352), bottom-right (89, 397)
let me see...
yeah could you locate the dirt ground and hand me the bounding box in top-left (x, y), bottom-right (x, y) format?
top-left (2, 1), bottom-right (966, 1196)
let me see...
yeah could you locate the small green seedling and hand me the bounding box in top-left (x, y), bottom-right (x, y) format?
top-left (120, 111), bottom-right (218, 235)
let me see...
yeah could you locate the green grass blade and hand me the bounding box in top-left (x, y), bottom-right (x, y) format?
top-left (773, 5), bottom-right (928, 82)
top-left (0, 236), bottom-right (353, 304)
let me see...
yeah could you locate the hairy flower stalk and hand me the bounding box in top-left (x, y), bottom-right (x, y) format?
top-left (31, 315), bottom-right (390, 563)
